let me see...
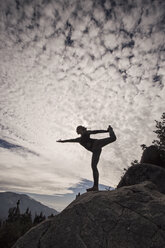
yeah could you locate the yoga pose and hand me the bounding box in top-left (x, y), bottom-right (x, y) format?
top-left (57, 125), bottom-right (117, 191)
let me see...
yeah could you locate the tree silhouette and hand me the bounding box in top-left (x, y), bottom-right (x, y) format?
top-left (0, 201), bottom-right (34, 248)
top-left (33, 212), bottom-right (46, 226)
top-left (152, 112), bottom-right (165, 150)
top-left (7, 200), bottom-right (20, 223)
top-left (131, 112), bottom-right (165, 166)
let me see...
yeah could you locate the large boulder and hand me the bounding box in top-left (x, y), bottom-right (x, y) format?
top-left (117, 163), bottom-right (165, 193)
top-left (13, 181), bottom-right (165, 248)
top-left (140, 145), bottom-right (165, 169)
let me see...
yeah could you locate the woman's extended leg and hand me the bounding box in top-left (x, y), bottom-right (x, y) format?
top-left (87, 149), bottom-right (102, 192)
top-left (93, 127), bottom-right (116, 150)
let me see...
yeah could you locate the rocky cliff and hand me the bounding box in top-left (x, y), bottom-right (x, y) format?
top-left (117, 163), bottom-right (165, 194)
top-left (13, 184), bottom-right (165, 248)
top-left (13, 147), bottom-right (165, 248)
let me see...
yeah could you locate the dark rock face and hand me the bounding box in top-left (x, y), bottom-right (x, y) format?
top-left (140, 145), bottom-right (165, 169)
top-left (117, 163), bottom-right (165, 194)
top-left (12, 146), bottom-right (165, 248)
top-left (13, 181), bottom-right (165, 248)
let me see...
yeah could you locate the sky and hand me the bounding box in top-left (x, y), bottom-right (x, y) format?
top-left (0, 0), bottom-right (164, 211)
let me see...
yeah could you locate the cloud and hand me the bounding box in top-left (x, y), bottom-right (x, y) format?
top-left (0, 138), bottom-right (39, 156)
top-left (0, 0), bottom-right (164, 204)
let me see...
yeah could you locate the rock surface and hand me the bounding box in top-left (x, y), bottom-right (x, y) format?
top-left (117, 163), bottom-right (165, 194)
top-left (13, 181), bottom-right (165, 248)
top-left (140, 145), bottom-right (165, 169)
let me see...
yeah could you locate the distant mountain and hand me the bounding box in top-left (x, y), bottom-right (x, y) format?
top-left (0, 192), bottom-right (58, 220)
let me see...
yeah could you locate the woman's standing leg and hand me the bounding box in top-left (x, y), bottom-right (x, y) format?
top-left (87, 149), bottom-right (102, 191)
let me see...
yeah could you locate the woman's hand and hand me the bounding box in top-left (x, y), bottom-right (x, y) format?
top-left (107, 125), bottom-right (113, 131)
top-left (56, 139), bottom-right (64, 143)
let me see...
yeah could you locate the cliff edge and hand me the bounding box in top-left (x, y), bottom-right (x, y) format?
top-left (13, 181), bottom-right (165, 248)
top-left (13, 146), bottom-right (165, 248)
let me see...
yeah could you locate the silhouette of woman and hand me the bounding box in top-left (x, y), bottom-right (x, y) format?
top-left (57, 125), bottom-right (117, 191)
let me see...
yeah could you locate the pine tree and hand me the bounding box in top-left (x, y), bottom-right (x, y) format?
top-left (33, 212), bottom-right (46, 226)
top-left (152, 112), bottom-right (165, 150)
top-left (20, 208), bottom-right (32, 235)
top-left (131, 112), bottom-right (165, 165)
top-left (0, 202), bottom-right (33, 248)
top-left (7, 200), bottom-right (21, 223)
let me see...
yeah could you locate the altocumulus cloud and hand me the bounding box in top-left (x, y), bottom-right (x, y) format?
top-left (0, 0), bottom-right (164, 195)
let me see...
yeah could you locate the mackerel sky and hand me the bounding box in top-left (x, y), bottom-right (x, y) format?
top-left (0, 0), bottom-right (164, 210)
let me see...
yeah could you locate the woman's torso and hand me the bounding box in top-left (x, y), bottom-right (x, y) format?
top-left (80, 133), bottom-right (96, 152)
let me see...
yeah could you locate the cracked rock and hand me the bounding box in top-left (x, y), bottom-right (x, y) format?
top-left (13, 181), bottom-right (165, 248)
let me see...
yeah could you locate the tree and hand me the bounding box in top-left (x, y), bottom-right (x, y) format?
top-left (0, 202), bottom-right (33, 248)
top-left (20, 208), bottom-right (32, 235)
top-left (140, 144), bottom-right (147, 151)
top-left (33, 212), bottom-right (46, 226)
top-left (152, 112), bottom-right (165, 150)
top-left (131, 113), bottom-right (165, 166)
top-left (7, 200), bottom-right (21, 223)
top-left (48, 213), bottom-right (55, 219)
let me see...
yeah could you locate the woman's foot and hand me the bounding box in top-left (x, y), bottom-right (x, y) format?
top-left (107, 125), bottom-right (113, 131)
top-left (86, 186), bottom-right (98, 192)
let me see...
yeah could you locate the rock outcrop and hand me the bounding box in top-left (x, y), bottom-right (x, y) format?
top-left (140, 145), bottom-right (165, 169)
top-left (13, 146), bottom-right (165, 248)
top-left (13, 180), bottom-right (165, 248)
top-left (117, 163), bottom-right (165, 194)
top-left (117, 145), bottom-right (165, 193)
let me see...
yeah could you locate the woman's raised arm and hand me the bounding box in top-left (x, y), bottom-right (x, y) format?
top-left (56, 138), bottom-right (80, 143)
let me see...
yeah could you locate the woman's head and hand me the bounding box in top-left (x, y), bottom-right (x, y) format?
top-left (76, 125), bottom-right (87, 135)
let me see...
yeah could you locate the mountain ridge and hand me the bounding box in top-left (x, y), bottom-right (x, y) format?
top-left (0, 191), bottom-right (58, 220)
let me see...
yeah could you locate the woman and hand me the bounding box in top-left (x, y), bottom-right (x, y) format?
top-left (57, 125), bottom-right (117, 191)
